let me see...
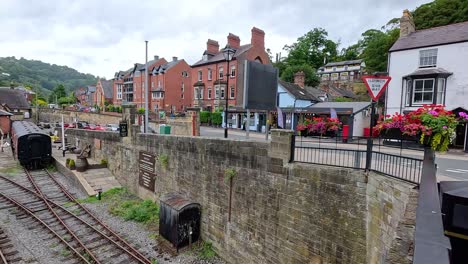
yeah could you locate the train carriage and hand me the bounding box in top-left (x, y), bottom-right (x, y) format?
top-left (11, 121), bottom-right (52, 169)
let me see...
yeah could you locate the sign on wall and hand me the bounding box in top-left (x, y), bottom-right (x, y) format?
top-left (138, 151), bottom-right (156, 191)
top-left (119, 121), bottom-right (128, 137)
top-left (361, 75), bottom-right (392, 101)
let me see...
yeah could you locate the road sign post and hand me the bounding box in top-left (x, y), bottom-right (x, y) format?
top-left (361, 75), bottom-right (392, 170)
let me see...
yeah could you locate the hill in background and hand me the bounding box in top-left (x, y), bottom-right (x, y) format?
top-left (0, 56), bottom-right (97, 95)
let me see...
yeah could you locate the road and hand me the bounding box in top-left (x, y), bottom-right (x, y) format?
top-left (200, 126), bottom-right (468, 181)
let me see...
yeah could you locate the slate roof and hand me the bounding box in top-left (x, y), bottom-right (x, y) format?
top-left (87, 86), bottom-right (96, 93)
top-left (329, 86), bottom-right (356, 99)
top-left (192, 44), bottom-right (253, 67)
top-left (152, 60), bottom-right (181, 74)
top-left (0, 88), bottom-right (31, 110)
top-left (0, 109), bottom-right (13, 116)
top-left (403, 67), bottom-right (453, 78)
top-left (100, 79), bottom-right (114, 99)
top-left (390, 21), bottom-right (468, 52)
top-left (278, 80), bottom-right (319, 101)
top-left (324, 59), bottom-right (363, 67)
top-left (304, 86), bottom-right (327, 99)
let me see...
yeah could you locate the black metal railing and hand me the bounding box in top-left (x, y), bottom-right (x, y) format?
top-left (291, 135), bottom-right (424, 184)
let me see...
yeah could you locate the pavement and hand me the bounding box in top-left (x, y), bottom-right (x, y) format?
top-left (200, 126), bottom-right (468, 181)
top-left (52, 144), bottom-right (121, 196)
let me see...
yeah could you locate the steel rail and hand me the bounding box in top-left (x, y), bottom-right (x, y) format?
top-left (0, 174), bottom-right (148, 264)
top-left (0, 192), bottom-right (92, 264)
top-left (0, 247), bottom-right (8, 264)
top-left (23, 169), bottom-right (102, 264)
top-left (42, 169), bottom-right (152, 264)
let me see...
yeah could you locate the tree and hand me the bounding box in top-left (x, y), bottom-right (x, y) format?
top-left (283, 28), bottom-right (339, 70)
top-left (49, 84), bottom-right (67, 102)
top-left (338, 43), bottom-right (361, 61)
top-left (413, 0), bottom-right (468, 30)
top-left (358, 28), bottom-right (399, 73)
top-left (280, 64), bottom-right (320, 87)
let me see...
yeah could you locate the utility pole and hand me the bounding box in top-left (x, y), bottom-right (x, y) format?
top-left (35, 85), bottom-right (39, 123)
top-left (144, 40), bottom-right (149, 133)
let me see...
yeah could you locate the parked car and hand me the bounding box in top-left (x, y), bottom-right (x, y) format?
top-left (106, 124), bottom-right (119, 131)
top-left (94, 125), bottom-right (106, 131)
top-left (75, 121), bottom-right (88, 129)
top-left (83, 124), bottom-right (96, 130)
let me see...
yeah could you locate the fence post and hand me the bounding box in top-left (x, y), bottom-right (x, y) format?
top-left (354, 151), bottom-right (361, 168)
top-left (365, 101), bottom-right (376, 171)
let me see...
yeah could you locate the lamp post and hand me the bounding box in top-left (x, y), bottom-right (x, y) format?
top-left (222, 44), bottom-right (235, 138)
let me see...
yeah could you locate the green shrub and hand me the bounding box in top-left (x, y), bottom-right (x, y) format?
top-left (69, 160), bottom-right (75, 167)
top-left (200, 111), bottom-right (211, 123)
top-left (116, 106), bottom-right (122, 113)
top-left (66, 158), bottom-right (71, 165)
top-left (159, 154), bottom-right (168, 169)
top-left (211, 112), bottom-right (222, 126)
top-left (137, 107), bottom-right (145, 114)
top-left (107, 105), bottom-right (115, 112)
top-left (100, 159), bottom-right (107, 165)
top-left (224, 168), bottom-right (237, 183)
top-left (198, 241), bottom-right (216, 260)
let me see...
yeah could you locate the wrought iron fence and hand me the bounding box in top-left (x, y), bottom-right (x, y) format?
top-left (291, 135), bottom-right (424, 184)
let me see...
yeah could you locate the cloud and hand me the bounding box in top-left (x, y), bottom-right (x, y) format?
top-left (0, 0), bottom-right (430, 79)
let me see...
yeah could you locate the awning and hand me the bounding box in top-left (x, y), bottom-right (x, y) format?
top-left (403, 68), bottom-right (453, 78)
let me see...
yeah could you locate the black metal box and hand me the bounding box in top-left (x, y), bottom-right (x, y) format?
top-left (159, 193), bottom-right (201, 250)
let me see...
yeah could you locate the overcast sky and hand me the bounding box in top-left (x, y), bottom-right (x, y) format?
top-left (0, 0), bottom-right (430, 79)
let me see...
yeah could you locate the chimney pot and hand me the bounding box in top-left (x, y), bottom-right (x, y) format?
top-left (207, 39), bottom-right (220, 54)
top-left (400, 9), bottom-right (415, 37)
top-left (172, 56), bottom-right (178, 62)
top-left (251, 27), bottom-right (265, 49)
top-left (154, 55), bottom-right (159, 60)
top-left (227, 33), bottom-right (241, 49)
top-left (294, 71), bottom-right (305, 88)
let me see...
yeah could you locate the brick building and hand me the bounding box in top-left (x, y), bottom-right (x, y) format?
top-left (149, 57), bottom-right (192, 113)
top-left (94, 79), bottom-right (114, 109)
top-left (191, 27), bottom-right (270, 112)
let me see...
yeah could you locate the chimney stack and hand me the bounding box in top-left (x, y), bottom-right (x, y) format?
top-left (154, 55), bottom-right (159, 60)
top-left (227, 33), bottom-right (241, 49)
top-left (294, 71), bottom-right (305, 88)
top-left (400, 9), bottom-right (415, 37)
top-left (172, 56), bottom-right (178, 62)
top-left (251, 27), bottom-right (265, 49)
top-left (206, 39), bottom-right (219, 54)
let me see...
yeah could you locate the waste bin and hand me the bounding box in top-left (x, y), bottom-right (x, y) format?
top-left (159, 193), bottom-right (201, 250)
top-left (159, 125), bottom-right (171, 134)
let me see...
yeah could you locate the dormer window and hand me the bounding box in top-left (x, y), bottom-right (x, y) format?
top-left (419, 49), bottom-right (437, 67)
top-left (203, 54), bottom-right (208, 61)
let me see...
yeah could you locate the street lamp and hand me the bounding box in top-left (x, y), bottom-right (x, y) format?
top-left (222, 44), bottom-right (235, 138)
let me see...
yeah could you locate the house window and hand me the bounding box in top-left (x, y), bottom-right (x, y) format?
top-left (152, 92), bottom-right (163, 99)
top-left (344, 66), bottom-right (348, 71)
top-left (230, 66), bottom-right (236, 78)
top-left (405, 80), bottom-right (412, 106)
top-left (181, 93), bottom-right (184, 99)
top-left (230, 86), bottom-right (235, 99)
top-left (198, 70), bottom-right (202, 81)
top-left (208, 68), bottom-right (212, 80)
top-left (221, 86), bottom-right (225, 99)
top-left (117, 85), bottom-right (122, 99)
top-left (215, 86), bottom-right (220, 99)
top-left (219, 67), bottom-right (224, 79)
top-left (419, 49), bottom-right (438, 67)
top-left (436, 78), bottom-right (446, 105)
top-left (158, 80), bottom-right (161, 88)
top-left (181, 82), bottom-right (184, 92)
top-left (194, 88), bottom-right (199, 100)
top-left (333, 67), bottom-right (336, 71)
top-left (208, 87), bottom-right (212, 99)
top-left (200, 88), bottom-right (204, 99)
top-left (413, 79), bottom-right (434, 104)
top-left (182, 71), bottom-right (188, 77)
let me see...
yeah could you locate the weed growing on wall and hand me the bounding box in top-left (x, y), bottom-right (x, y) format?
top-left (224, 168), bottom-right (237, 184)
top-left (159, 154), bottom-right (168, 169)
top-left (197, 241), bottom-right (217, 260)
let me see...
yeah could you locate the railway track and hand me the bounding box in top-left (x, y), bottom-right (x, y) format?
top-left (0, 169), bottom-right (153, 264)
top-left (0, 226), bottom-right (21, 264)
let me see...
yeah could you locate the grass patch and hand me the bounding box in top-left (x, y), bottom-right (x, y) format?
top-left (47, 163), bottom-right (57, 172)
top-left (78, 187), bottom-right (159, 226)
top-left (197, 241), bottom-right (216, 260)
top-left (59, 248), bottom-right (71, 257)
top-left (0, 163), bottom-right (22, 176)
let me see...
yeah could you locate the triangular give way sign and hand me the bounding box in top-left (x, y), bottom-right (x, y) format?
top-left (361, 75), bottom-right (392, 101)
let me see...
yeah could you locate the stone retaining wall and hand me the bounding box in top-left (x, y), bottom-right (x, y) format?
top-left (64, 127), bottom-right (417, 264)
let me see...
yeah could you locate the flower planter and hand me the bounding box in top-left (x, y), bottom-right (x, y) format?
top-left (75, 158), bottom-right (88, 172)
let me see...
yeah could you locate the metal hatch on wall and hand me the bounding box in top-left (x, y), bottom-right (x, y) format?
top-left (159, 193), bottom-right (201, 250)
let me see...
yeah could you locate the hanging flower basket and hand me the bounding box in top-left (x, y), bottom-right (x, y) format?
top-left (374, 105), bottom-right (459, 152)
top-left (297, 117), bottom-right (342, 137)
